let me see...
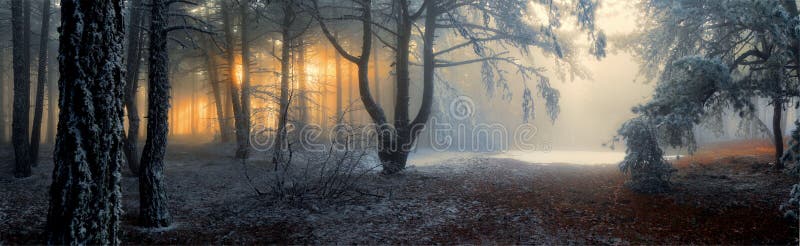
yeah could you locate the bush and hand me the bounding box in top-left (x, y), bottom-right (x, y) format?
top-left (616, 117), bottom-right (674, 193)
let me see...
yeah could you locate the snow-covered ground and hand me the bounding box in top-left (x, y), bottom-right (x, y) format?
top-left (408, 149), bottom-right (626, 166)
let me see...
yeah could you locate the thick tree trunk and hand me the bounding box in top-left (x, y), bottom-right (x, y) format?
top-left (379, 1), bottom-right (414, 174)
top-left (124, 0), bottom-right (145, 175)
top-left (774, 98), bottom-right (785, 169)
top-left (237, 0), bottom-right (252, 159)
top-left (139, 0), bottom-right (172, 228)
top-left (47, 0), bottom-right (126, 243)
top-left (378, 1), bottom-right (435, 174)
top-left (11, 0), bottom-right (31, 178)
top-left (30, 0), bottom-right (51, 167)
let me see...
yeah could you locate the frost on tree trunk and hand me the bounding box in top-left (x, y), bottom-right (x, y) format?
top-left (46, 0), bottom-right (126, 244)
top-left (11, 0), bottom-right (31, 178)
top-left (124, 0), bottom-right (146, 175)
top-left (138, 0), bottom-right (172, 228)
top-left (30, 0), bottom-right (51, 167)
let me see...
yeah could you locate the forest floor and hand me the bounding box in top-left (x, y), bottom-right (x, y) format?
top-left (0, 140), bottom-right (797, 244)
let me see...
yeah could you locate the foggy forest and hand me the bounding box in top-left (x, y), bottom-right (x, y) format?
top-left (0, 0), bottom-right (798, 244)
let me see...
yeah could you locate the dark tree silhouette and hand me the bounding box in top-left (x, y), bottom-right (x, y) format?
top-left (10, 0), bottom-right (31, 178)
top-left (139, 0), bottom-right (173, 228)
top-left (124, 0), bottom-right (146, 175)
top-left (30, 0), bottom-right (52, 167)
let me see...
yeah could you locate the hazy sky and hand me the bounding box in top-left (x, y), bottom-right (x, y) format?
top-left (527, 0), bottom-right (654, 150)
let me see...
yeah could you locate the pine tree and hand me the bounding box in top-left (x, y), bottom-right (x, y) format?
top-left (10, 0), bottom-right (31, 178)
top-left (47, 0), bottom-right (126, 243)
top-left (139, 0), bottom-right (173, 228)
top-left (30, 0), bottom-right (52, 167)
top-left (124, 0), bottom-right (146, 175)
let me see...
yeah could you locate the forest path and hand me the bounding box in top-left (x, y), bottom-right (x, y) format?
top-left (0, 142), bottom-right (796, 244)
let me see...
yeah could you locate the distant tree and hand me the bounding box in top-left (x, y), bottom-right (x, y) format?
top-left (124, 0), bottom-right (146, 175)
top-left (274, 0), bottom-right (299, 168)
top-left (46, 0), bottom-right (126, 243)
top-left (10, 0), bottom-right (31, 178)
top-left (0, 39), bottom-right (6, 144)
top-left (30, 0), bottom-right (52, 167)
top-left (220, 0), bottom-right (248, 159)
top-left (46, 52), bottom-right (58, 144)
top-left (239, 0), bottom-right (253, 159)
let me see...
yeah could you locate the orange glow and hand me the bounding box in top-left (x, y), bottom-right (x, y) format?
top-left (235, 64), bottom-right (243, 85)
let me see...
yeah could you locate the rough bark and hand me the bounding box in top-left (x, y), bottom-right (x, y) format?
top-left (124, 0), bottom-right (145, 175)
top-left (138, 0), bottom-right (172, 228)
top-left (30, 0), bottom-right (51, 167)
top-left (11, 0), bottom-right (31, 178)
top-left (47, 0), bottom-right (126, 244)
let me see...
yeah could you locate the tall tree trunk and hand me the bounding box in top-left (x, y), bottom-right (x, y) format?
top-left (373, 42), bottom-right (380, 106)
top-left (0, 39), bottom-right (6, 144)
top-left (298, 38), bottom-right (308, 125)
top-left (139, 0), bottom-right (172, 228)
top-left (237, 0), bottom-right (251, 159)
top-left (379, 0), bottom-right (414, 175)
top-left (204, 52), bottom-right (226, 142)
top-left (321, 44), bottom-right (329, 130)
top-left (335, 35), bottom-right (343, 124)
top-left (124, 0), bottom-right (145, 175)
top-left (222, 1), bottom-right (246, 158)
top-left (273, 1), bottom-right (293, 169)
top-left (47, 0), bottom-right (126, 243)
top-left (46, 55), bottom-right (57, 144)
top-left (348, 61), bottom-right (354, 123)
top-left (11, 0), bottom-right (31, 178)
top-left (774, 98), bottom-right (785, 169)
top-left (378, 0), bottom-right (436, 175)
top-left (30, 0), bottom-right (51, 167)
